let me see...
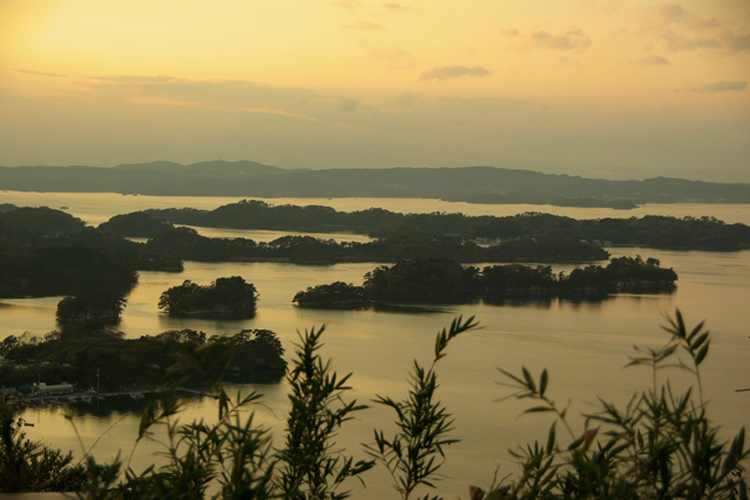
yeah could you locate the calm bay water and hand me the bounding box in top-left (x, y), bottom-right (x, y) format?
top-left (2, 191), bottom-right (750, 498)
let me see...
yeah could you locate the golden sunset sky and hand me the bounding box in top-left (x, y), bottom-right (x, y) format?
top-left (1, 0), bottom-right (748, 180)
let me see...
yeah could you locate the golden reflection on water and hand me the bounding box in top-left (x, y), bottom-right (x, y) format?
top-left (2, 192), bottom-right (749, 497)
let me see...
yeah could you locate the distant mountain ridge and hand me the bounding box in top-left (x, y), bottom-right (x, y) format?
top-left (114, 160), bottom-right (283, 176)
top-left (1, 161), bottom-right (749, 206)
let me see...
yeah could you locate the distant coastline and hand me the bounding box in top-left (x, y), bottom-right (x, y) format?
top-left (1, 161), bottom-right (748, 206)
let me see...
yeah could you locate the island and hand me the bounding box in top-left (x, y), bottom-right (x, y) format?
top-left (158, 276), bottom-right (259, 318)
top-left (0, 325), bottom-right (286, 392)
top-left (293, 256), bottom-right (678, 307)
top-left (139, 200), bottom-right (750, 251)
top-left (145, 226), bottom-right (609, 264)
top-left (56, 292), bottom-right (127, 325)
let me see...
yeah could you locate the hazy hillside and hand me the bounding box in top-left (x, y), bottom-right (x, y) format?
top-left (1, 161), bottom-right (749, 207)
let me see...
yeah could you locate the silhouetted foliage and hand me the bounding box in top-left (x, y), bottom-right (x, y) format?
top-left (0, 207), bottom-right (86, 234)
top-left (1, 325), bottom-right (285, 391)
top-left (56, 292), bottom-right (127, 326)
top-left (158, 276), bottom-right (259, 318)
top-left (1, 314), bottom-right (747, 498)
top-left (364, 258), bottom-right (477, 304)
top-left (293, 282), bottom-right (366, 308)
top-left (0, 209), bottom-right (181, 298)
top-left (277, 325), bottom-right (374, 499)
top-left (367, 316), bottom-right (479, 499)
top-left (478, 310), bottom-right (748, 499)
top-left (98, 212), bottom-right (175, 238)
top-left (0, 408), bottom-right (102, 493)
top-left (296, 257), bottom-right (677, 307)
top-left (143, 201), bottom-right (750, 251)
top-left (146, 227), bottom-right (608, 265)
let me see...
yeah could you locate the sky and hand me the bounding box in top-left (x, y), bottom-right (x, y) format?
top-left (0, 0), bottom-right (748, 181)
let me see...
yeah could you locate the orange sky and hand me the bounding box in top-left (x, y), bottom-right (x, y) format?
top-left (1, 0), bottom-right (748, 180)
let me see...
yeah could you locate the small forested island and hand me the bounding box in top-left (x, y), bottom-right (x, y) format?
top-left (0, 324), bottom-right (286, 391)
top-left (56, 292), bottom-right (126, 325)
top-left (158, 276), bottom-right (259, 318)
top-left (293, 256), bottom-right (678, 307)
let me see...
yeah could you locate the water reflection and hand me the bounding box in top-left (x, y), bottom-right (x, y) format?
top-left (2, 223), bottom-right (749, 498)
top-left (48, 395), bottom-right (163, 419)
top-left (369, 303), bottom-right (447, 314)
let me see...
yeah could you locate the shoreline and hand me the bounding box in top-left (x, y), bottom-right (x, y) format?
top-left (5, 387), bottom-right (220, 409)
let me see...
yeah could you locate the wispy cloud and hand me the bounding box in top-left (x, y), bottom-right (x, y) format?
top-left (419, 65), bottom-right (493, 81)
top-left (332, 0), bottom-right (361, 12)
top-left (126, 97), bottom-right (201, 107)
top-left (634, 55), bottom-right (671, 66)
top-left (338, 97), bottom-right (360, 112)
top-left (690, 81), bottom-right (747, 93)
top-left (78, 75), bottom-right (320, 115)
top-left (641, 4), bottom-right (750, 54)
top-left (383, 2), bottom-right (412, 13)
top-left (16, 69), bottom-right (68, 78)
top-left (367, 44), bottom-right (415, 69)
top-left (244, 107), bottom-right (318, 121)
top-left (392, 92), bottom-right (419, 108)
top-left (88, 74), bottom-right (178, 84)
top-left (504, 28), bottom-right (592, 51)
top-left (343, 21), bottom-right (386, 31)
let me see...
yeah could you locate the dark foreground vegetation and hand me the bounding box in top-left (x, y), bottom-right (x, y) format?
top-left (293, 256), bottom-right (678, 307)
top-left (0, 324), bottom-right (286, 391)
top-left (140, 199), bottom-right (750, 251)
top-left (0, 313), bottom-right (746, 498)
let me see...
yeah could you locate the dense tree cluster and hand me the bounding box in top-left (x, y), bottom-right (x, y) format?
top-left (158, 276), bottom-right (259, 318)
top-left (141, 201), bottom-right (750, 251)
top-left (0, 206), bottom-right (86, 234)
top-left (98, 212), bottom-right (175, 238)
top-left (146, 227), bottom-right (608, 264)
top-left (364, 259), bottom-right (476, 303)
top-left (294, 256), bottom-right (678, 307)
top-left (56, 292), bottom-right (126, 326)
top-left (0, 208), bottom-right (181, 298)
top-left (0, 325), bottom-right (286, 391)
top-left (293, 282), bottom-right (366, 308)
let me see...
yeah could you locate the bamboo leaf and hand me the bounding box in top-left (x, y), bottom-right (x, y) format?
top-left (539, 369), bottom-right (548, 397)
top-left (546, 421), bottom-right (556, 454)
top-left (695, 341), bottom-right (710, 366)
top-left (687, 320), bottom-right (705, 341)
top-left (522, 367), bottom-right (536, 392)
top-left (523, 406), bottom-right (555, 414)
